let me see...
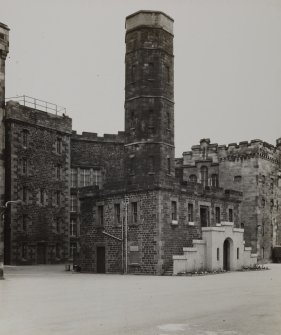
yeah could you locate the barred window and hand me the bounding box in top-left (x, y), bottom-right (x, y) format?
top-left (188, 203), bottom-right (194, 222)
top-left (131, 202), bottom-right (138, 224)
top-left (171, 201), bottom-right (177, 221)
top-left (70, 195), bottom-right (77, 212)
top-left (70, 219), bottom-right (77, 236)
top-left (98, 205), bottom-right (104, 225)
top-left (215, 207), bottom-right (220, 224)
top-left (114, 204), bottom-right (121, 225)
top-left (56, 138), bottom-right (62, 154)
top-left (80, 169), bottom-right (90, 187)
top-left (229, 208), bottom-right (233, 222)
top-left (92, 170), bottom-right (102, 188)
top-left (22, 129), bottom-right (29, 147)
top-left (200, 166), bottom-right (208, 187)
top-left (71, 168), bottom-right (78, 187)
top-left (211, 174), bottom-right (219, 188)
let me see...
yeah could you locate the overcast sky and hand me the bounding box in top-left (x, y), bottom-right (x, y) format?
top-left (1, 0), bottom-right (281, 156)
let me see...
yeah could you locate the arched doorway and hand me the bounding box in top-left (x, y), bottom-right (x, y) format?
top-left (223, 238), bottom-right (232, 271)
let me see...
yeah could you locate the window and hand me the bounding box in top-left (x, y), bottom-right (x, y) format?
top-left (22, 243), bottom-right (27, 259)
top-left (71, 168), bottom-right (77, 187)
top-left (229, 208), bottom-right (233, 222)
top-left (215, 207), bottom-right (220, 224)
top-left (129, 156), bottom-right (135, 175)
top-left (261, 198), bottom-right (266, 208)
top-left (70, 195), bottom-right (77, 212)
top-left (22, 186), bottom-right (28, 203)
top-left (188, 203), bottom-right (194, 222)
top-left (270, 178), bottom-right (274, 192)
top-left (202, 147), bottom-right (207, 160)
top-left (211, 174), bottom-right (219, 188)
top-left (262, 223), bottom-right (265, 236)
top-left (22, 215), bottom-right (28, 231)
top-left (241, 223), bottom-right (244, 229)
top-left (200, 166), bottom-right (208, 187)
top-left (56, 244), bottom-right (61, 258)
top-left (114, 204), bottom-right (121, 225)
top-left (70, 242), bottom-right (77, 258)
top-left (98, 205), bottom-right (104, 225)
top-left (22, 129), bottom-right (28, 147)
top-left (80, 169), bottom-right (90, 187)
top-left (165, 65), bottom-right (170, 83)
top-left (237, 248), bottom-right (239, 260)
top-left (56, 191), bottom-right (61, 206)
top-left (131, 202), bottom-right (138, 224)
top-left (262, 247), bottom-right (265, 259)
top-left (171, 201), bottom-right (177, 221)
top-left (148, 63), bottom-right (154, 78)
top-left (167, 157), bottom-right (171, 174)
top-left (40, 189), bottom-right (45, 205)
top-left (148, 156), bottom-right (154, 173)
top-left (217, 248), bottom-right (220, 261)
top-left (55, 218), bottom-right (61, 233)
top-left (92, 170), bottom-right (102, 188)
top-left (55, 164), bottom-right (61, 180)
top-left (189, 175), bottom-right (197, 183)
top-left (166, 111), bottom-right (171, 129)
top-left (131, 65), bottom-right (136, 82)
top-left (270, 199), bottom-right (274, 210)
top-left (130, 110), bottom-right (135, 128)
top-left (261, 175), bottom-right (265, 184)
top-left (234, 175), bottom-right (242, 183)
top-left (56, 138), bottom-right (62, 154)
top-left (70, 219), bottom-right (77, 236)
top-left (22, 158), bottom-right (27, 175)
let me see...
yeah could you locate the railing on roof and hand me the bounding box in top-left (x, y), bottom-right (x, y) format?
top-left (5, 95), bottom-right (67, 115)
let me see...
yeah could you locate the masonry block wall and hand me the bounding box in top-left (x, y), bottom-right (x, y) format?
top-left (125, 11), bottom-right (175, 187)
top-left (4, 101), bottom-right (72, 264)
top-left (0, 22), bottom-right (9, 271)
top-left (182, 138), bottom-right (281, 261)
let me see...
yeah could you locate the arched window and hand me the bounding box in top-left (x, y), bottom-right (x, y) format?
top-left (189, 175), bottom-right (197, 183)
top-left (211, 174), bottom-right (219, 188)
top-left (200, 166), bottom-right (208, 187)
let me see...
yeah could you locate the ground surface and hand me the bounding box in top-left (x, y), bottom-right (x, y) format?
top-left (0, 264), bottom-right (281, 335)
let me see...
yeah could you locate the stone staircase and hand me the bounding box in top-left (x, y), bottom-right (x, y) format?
top-left (162, 264), bottom-right (173, 276)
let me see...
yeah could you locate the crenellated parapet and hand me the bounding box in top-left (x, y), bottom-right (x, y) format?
top-left (183, 138), bottom-right (281, 166)
top-left (71, 130), bottom-right (125, 143)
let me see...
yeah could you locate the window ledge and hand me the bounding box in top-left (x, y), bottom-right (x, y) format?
top-left (171, 220), bottom-right (178, 226)
top-left (129, 263), bottom-right (140, 267)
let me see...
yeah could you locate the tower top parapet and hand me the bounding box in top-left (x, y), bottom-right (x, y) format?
top-left (125, 10), bottom-right (174, 34)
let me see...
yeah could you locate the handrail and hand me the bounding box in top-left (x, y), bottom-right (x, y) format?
top-left (5, 95), bottom-right (67, 115)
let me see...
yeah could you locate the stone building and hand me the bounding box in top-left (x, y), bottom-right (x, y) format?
top-left (4, 101), bottom-right (72, 264)
top-left (77, 11), bottom-right (245, 275)
top-left (0, 10), bottom-right (279, 271)
top-left (176, 138), bottom-right (281, 261)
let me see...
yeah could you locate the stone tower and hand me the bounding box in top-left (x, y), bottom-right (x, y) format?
top-left (124, 11), bottom-right (175, 186)
top-left (0, 22), bottom-right (9, 276)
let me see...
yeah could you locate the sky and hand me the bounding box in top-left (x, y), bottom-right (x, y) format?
top-left (1, 0), bottom-right (281, 156)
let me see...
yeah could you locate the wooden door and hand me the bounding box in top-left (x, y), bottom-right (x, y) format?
top-left (96, 246), bottom-right (106, 273)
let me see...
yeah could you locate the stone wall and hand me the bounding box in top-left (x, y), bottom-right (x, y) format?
top-left (4, 102), bottom-right (72, 264)
top-left (181, 138), bottom-right (281, 261)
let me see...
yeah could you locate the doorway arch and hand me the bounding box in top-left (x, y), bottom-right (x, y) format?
top-left (223, 238), bottom-right (233, 271)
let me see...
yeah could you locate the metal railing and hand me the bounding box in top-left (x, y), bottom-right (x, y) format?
top-left (5, 95), bottom-right (67, 115)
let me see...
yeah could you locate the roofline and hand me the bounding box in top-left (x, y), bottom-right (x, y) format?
top-left (0, 22), bottom-right (10, 31)
top-left (126, 10), bottom-right (174, 22)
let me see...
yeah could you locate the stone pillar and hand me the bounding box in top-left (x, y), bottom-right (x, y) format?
top-left (0, 22), bottom-right (9, 278)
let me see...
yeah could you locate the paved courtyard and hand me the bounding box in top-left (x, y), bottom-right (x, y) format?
top-left (0, 264), bottom-right (281, 335)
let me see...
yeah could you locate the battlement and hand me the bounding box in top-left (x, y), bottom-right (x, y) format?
top-left (183, 138), bottom-right (281, 166)
top-left (71, 130), bottom-right (125, 143)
